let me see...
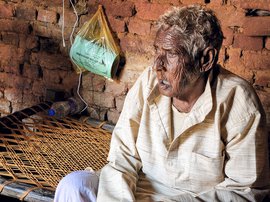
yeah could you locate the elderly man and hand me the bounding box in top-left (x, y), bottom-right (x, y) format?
top-left (55, 5), bottom-right (270, 202)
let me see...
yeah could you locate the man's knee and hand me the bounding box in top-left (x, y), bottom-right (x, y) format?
top-left (54, 170), bottom-right (99, 202)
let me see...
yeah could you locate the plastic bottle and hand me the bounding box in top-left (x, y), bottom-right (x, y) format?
top-left (48, 97), bottom-right (86, 119)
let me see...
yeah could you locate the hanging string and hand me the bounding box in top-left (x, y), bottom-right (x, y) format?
top-left (69, 0), bottom-right (79, 45)
top-left (62, 0), bottom-right (65, 47)
top-left (77, 68), bottom-right (89, 112)
top-left (61, 0), bottom-right (89, 112)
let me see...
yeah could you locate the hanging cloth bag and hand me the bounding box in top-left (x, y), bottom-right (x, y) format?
top-left (70, 5), bottom-right (120, 79)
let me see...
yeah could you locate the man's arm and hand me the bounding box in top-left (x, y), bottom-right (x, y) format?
top-left (199, 110), bottom-right (270, 201)
top-left (97, 77), bottom-right (145, 201)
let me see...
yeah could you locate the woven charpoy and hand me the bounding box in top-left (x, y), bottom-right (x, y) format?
top-left (0, 103), bottom-right (111, 192)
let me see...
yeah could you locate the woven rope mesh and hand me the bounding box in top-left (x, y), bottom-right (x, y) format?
top-left (0, 103), bottom-right (111, 191)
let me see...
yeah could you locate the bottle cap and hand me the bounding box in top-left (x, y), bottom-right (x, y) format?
top-left (48, 109), bottom-right (56, 116)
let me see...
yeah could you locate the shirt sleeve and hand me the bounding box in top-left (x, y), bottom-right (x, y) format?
top-left (204, 110), bottom-right (270, 201)
top-left (97, 76), bottom-right (145, 202)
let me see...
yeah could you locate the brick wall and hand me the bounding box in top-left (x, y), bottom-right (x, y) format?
top-left (0, 0), bottom-right (269, 127)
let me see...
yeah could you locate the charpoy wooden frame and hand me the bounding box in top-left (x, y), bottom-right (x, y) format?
top-left (0, 103), bottom-right (111, 201)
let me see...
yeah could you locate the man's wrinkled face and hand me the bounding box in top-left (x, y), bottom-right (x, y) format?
top-left (153, 28), bottom-right (193, 99)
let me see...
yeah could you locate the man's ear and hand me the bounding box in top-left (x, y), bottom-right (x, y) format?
top-left (200, 47), bottom-right (217, 73)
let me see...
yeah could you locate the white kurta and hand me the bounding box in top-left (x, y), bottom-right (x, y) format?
top-left (97, 66), bottom-right (270, 202)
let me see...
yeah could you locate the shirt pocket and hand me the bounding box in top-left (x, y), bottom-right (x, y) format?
top-left (189, 152), bottom-right (225, 193)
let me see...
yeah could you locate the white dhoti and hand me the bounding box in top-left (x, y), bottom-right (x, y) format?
top-left (54, 170), bottom-right (99, 202)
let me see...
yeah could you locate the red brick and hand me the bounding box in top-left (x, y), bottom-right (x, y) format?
top-left (100, 109), bottom-right (108, 121)
top-left (6, 0), bottom-right (22, 3)
top-left (135, 2), bottom-right (172, 20)
top-left (23, 63), bottom-right (40, 79)
top-left (30, 52), bottom-right (38, 65)
top-left (181, 0), bottom-right (205, 4)
top-left (118, 68), bottom-right (142, 84)
top-left (32, 80), bottom-right (45, 96)
top-left (18, 34), bottom-right (27, 49)
top-left (59, 42), bottom-right (71, 57)
top-left (81, 90), bottom-right (94, 106)
top-left (213, 6), bottom-right (245, 29)
top-left (4, 88), bottom-right (23, 103)
top-left (239, 0), bottom-right (270, 10)
top-left (224, 47), bottom-right (253, 82)
top-left (86, 2), bottom-right (99, 17)
top-left (115, 95), bottom-right (126, 112)
top-left (124, 52), bottom-right (153, 72)
top-left (24, 0), bottom-right (67, 8)
top-left (16, 6), bottom-right (36, 21)
top-left (60, 71), bottom-right (78, 90)
top-left (11, 75), bottom-right (32, 90)
top-left (24, 0), bottom-right (42, 6)
top-left (0, 3), bottom-right (14, 18)
top-left (207, 0), bottom-right (223, 7)
top-left (145, 0), bottom-right (181, 6)
top-left (37, 9), bottom-right (58, 24)
top-left (0, 98), bottom-right (11, 114)
top-left (243, 17), bottom-right (270, 36)
top-left (0, 72), bottom-right (7, 85)
top-left (32, 21), bottom-right (52, 38)
top-left (37, 52), bottom-right (72, 70)
top-left (100, 1), bottom-right (135, 17)
top-left (226, 48), bottom-right (244, 72)
top-left (0, 43), bottom-right (17, 61)
top-left (222, 27), bottom-right (234, 47)
top-left (22, 92), bottom-right (40, 107)
top-left (108, 16), bottom-right (126, 33)
top-left (58, 9), bottom-right (78, 28)
top-left (25, 35), bottom-right (39, 49)
top-left (266, 37), bottom-right (270, 50)
top-left (43, 69), bottom-right (61, 84)
top-left (79, 14), bottom-right (91, 27)
top-left (33, 22), bottom-right (50, 37)
top-left (242, 50), bottom-right (270, 70)
top-left (0, 46), bottom-right (23, 65)
top-left (50, 25), bottom-right (75, 41)
top-left (32, 51), bottom-right (71, 68)
top-left (33, 22), bottom-right (62, 39)
top-left (257, 89), bottom-right (270, 109)
top-left (254, 70), bottom-right (270, 87)
top-left (87, 107), bottom-right (107, 121)
top-left (10, 102), bottom-right (23, 113)
top-left (17, 48), bottom-right (26, 64)
top-left (107, 109), bottom-right (120, 124)
top-left (39, 37), bottom-right (60, 53)
top-left (82, 73), bottom-right (106, 92)
top-left (217, 46), bottom-right (226, 66)
top-left (119, 33), bottom-right (155, 54)
top-left (2, 32), bottom-right (19, 46)
top-left (46, 0), bottom-right (65, 7)
top-left (0, 19), bottom-right (30, 33)
top-left (233, 34), bottom-right (263, 51)
top-left (0, 60), bottom-right (20, 75)
top-left (86, 106), bottom-right (100, 120)
top-left (128, 17), bottom-right (151, 36)
top-left (105, 80), bottom-right (127, 96)
top-left (92, 91), bottom-right (115, 108)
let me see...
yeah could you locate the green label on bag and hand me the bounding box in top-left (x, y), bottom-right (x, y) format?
top-left (70, 36), bottom-right (117, 78)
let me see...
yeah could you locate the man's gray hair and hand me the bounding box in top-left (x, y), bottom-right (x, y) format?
top-left (157, 5), bottom-right (223, 66)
